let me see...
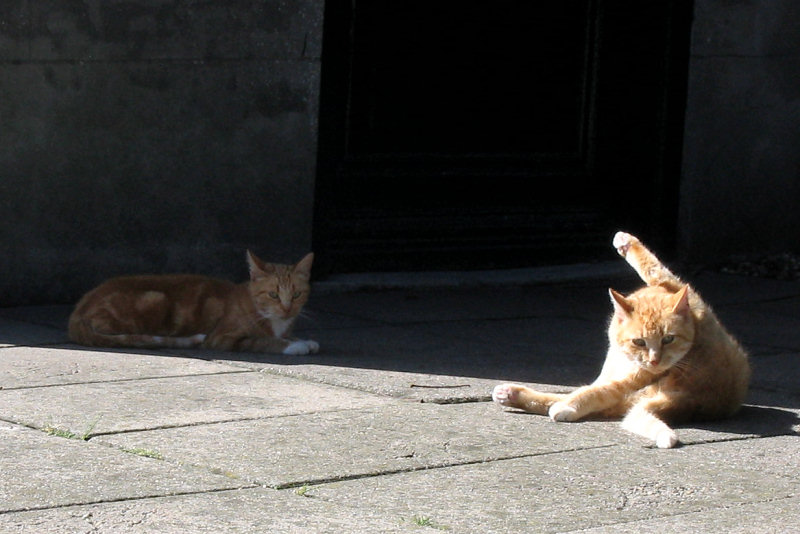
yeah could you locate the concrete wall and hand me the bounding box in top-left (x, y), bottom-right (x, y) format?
top-left (679, 0), bottom-right (800, 262)
top-left (0, 1), bottom-right (323, 305)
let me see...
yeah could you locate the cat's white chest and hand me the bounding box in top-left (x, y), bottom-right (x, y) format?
top-left (270, 317), bottom-right (294, 338)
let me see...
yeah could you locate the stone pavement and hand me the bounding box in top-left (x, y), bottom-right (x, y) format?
top-left (0, 266), bottom-right (798, 533)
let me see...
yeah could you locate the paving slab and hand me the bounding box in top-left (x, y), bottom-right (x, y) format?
top-left (0, 345), bottom-right (246, 389)
top-left (95, 400), bottom-right (793, 492)
top-left (578, 496), bottom-right (800, 534)
top-left (0, 488), bottom-right (411, 534)
top-left (0, 422), bottom-right (243, 513)
top-left (304, 436), bottom-right (800, 534)
top-left (96, 402), bottom-right (622, 489)
top-left (0, 370), bottom-right (393, 435)
top-left (0, 318), bottom-right (66, 347)
top-left (199, 315), bottom-right (605, 403)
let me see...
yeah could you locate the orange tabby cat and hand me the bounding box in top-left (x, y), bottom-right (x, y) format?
top-left (492, 232), bottom-right (750, 448)
top-left (68, 251), bottom-right (319, 355)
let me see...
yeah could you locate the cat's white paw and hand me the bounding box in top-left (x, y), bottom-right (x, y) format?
top-left (492, 384), bottom-right (518, 406)
top-left (655, 429), bottom-right (679, 449)
top-left (612, 231), bottom-right (636, 257)
top-left (549, 401), bottom-right (579, 422)
top-left (282, 339), bottom-right (320, 356)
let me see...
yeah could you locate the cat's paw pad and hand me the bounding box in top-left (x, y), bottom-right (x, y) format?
top-left (612, 231), bottom-right (638, 257)
top-left (549, 401), bottom-right (579, 422)
top-left (492, 384), bottom-right (520, 406)
top-left (655, 429), bottom-right (679, 449)
top-left (283, 339), bottom-right (320, 355)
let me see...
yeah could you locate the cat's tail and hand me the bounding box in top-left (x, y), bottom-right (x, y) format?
top-left (68, 313), bottom-right (205, 349)
top-left (612, 231), bottom-right (684, 291)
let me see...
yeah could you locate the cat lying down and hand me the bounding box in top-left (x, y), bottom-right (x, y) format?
top-left (493, 232), bottom-right (750, 448)
top-left (69, 251), bottom-right (319, 355)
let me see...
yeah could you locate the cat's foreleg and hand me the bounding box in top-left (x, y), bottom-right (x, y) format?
top-left (206, 334), bottom-right (319, 355)
top-left (620, 396), bottom-right (679, 448)
top-left (282, 339), bottom-right (320, 355)
top-left (613, 231), bottom-right (682, 289)
top-left (492, 383), bottom-right (565, 415)
top-left (547, 383), bottom-right (624, 422)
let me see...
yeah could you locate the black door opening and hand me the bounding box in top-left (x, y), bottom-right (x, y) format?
top-left (314, 1), bottom-right (692, 273)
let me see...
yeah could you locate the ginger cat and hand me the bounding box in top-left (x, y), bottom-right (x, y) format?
top-left (493, 232), bottom-right (750, 448)
top-left (68, 251), bottom-right (319, 355)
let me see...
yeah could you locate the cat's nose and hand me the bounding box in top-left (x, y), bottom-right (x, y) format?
top-left (648, 349), bottom-right (661, 366)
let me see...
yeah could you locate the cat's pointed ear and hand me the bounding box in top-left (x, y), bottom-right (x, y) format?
top-left (609, 288), bottom-right (634, 320)
top-left (671, 285), bottom-right (691, 316)
top-left (247, 250), bottom-right (275, 279)
top-left (293, 252), bottom-right (314, 280)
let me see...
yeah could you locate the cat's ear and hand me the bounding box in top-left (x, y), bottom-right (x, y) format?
top-left (247, 250), bottom-right (275, 279)
top-left (609, 288), bottom-right (634, 321)
top-left (293, 252), bottom-right (314, 280)
top-left (671, 285), bottom-right (691, 316)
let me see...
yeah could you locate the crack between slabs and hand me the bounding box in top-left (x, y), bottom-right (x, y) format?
top-left (0, 486), bottom-right (259, 517)
top-left (0, 369), bottom-right (254, 391)
top-left (269, 444), bottom-right (619, 491)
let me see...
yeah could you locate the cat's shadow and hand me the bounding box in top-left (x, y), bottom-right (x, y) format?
top-left (686, 404), bottom-right (799, 441)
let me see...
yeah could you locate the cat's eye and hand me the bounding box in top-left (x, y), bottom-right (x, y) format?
top-left (632, 338), bottom-right (646, 347)
top-left (268, 291), bottom-right (279, 300)
top-left (292, 291), bottom-right (303, 300)
top-left (662, 335), bottom-right (675, 345)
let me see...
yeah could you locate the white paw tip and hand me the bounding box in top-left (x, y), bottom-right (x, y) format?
top-left (612, 231), bottom-right (635, 254)
top-left (549, 402), bottom-right (578, 422)
top-left (655, 431), bottom-right (679, 449)
top-left (492, 384), bottom-right (515, 405)
top-left (282, 339), bottom-right (320, 356)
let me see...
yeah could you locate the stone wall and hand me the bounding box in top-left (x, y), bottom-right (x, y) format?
top-left (679, 0), bottom-right (800, 262)
top-left (0, 1), bottom-right (322, 304)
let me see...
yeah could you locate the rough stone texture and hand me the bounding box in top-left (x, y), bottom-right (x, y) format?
top-left (0, 422), bottom-right (244, 513)
top-left (679, 0), bottom-right (800, 262)
top-left (0, 1), bottom-right (322, 305)
top-left (0, 272), bottom-right (798, 532)
top-left (0, 488), bottom-right (411, 534)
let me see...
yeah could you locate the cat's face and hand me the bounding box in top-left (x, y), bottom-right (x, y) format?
top-left (247, 252), bottom-right (313, 320)
top-left (608, 285), bottom-right (695, 373)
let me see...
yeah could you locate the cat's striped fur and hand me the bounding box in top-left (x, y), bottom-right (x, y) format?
top-left (493, 232), bottom-right (750, 448)
top-left (68, 251), bottom-right (319, 355)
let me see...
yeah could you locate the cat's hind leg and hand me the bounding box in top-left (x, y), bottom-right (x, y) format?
top-left (492, 383), bottom-right (566, 416)
top-left (620, 395), bottom-right (680, 448)
top-left (613, 231), bottom-right (683, 290)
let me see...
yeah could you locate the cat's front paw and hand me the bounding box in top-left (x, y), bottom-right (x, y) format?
top-left (549, 401), bottom-right (579, 422)
top-left (655, 429), bottom-right (679, 449)
top-left (492, 384), bottom-right (520, 407)
top-left (283, 339), bottom-right (320, 356)
top-left (612, 231), bottom-right (639, 257)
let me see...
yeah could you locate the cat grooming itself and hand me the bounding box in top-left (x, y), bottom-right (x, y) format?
top-left (493, 232), bottom-right (750, 448)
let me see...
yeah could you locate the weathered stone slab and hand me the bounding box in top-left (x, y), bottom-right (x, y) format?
top-left (0, 319), bottom-right (66, 347)
top-left (0, 488), bottom-right (409, 534)
top-left (0, 345), bottom-right (246, 389)
top-left (206, 317), bottom-right (603, 403)
top-left (0, 371), bottom-right (392, 435)
top-left (303, 436), bottom-right (800, 533)
top-left (578, 496), bottom-right (800, 533)
top-left (0, 422), bottom-right (242, 513)
top-left (95, 402), bottom-right (628, 489)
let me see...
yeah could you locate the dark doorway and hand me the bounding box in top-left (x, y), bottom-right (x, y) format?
top-left (314, 1), bottom-right (692, 273)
